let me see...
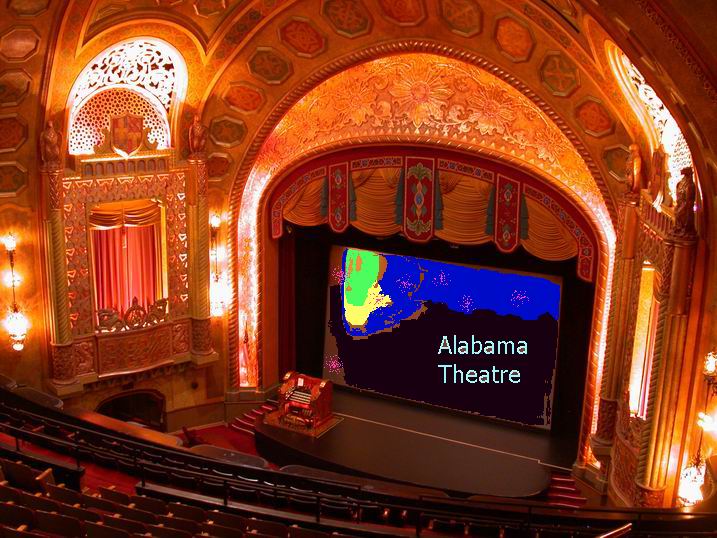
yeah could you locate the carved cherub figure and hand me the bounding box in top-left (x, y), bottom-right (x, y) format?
top-left (673, 167), bottom-right (696, 238)
top-left (40, 121), bottom-right (61, 169)
top-left (188, 114), bottom-right (208, 156)
top-left (625, 143), bottom-right (644, 194)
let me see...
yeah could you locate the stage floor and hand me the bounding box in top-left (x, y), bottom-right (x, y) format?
top-left (255, 387), bottom-right (575, 498)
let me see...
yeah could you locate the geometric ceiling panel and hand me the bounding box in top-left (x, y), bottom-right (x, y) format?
top-left (494, 15), bottom-right (534, 63)
top-left (575, 97), bottom-right (615, 138)
top-left (8, 0), bottom-right (50, 17)
top-left (0, 27), bottom-right (41, 63)
top-left (0, 115), bottom-right (28, 153)
top-left (0, 161), bottom-right (27, 196)
top-left (223, 82), bottom-right (265, 113)
top-left (207, 152), bottom-right (233, 179)
top-left (209, 115), bottom-right (246, 148)
top-left (540, 52), bottom-right (580, 97)
top-left (377, 0), bottom-right (426, 26)
top-left (603, 145), bottom-right (630, 182)
top-left (439, 0), bottom-right (483, 38)
top-left (278, 17), bottom-right (327, 58)
top-left (193, 0), bottom-right (227, 18)
top-left (0, 70), bottom-right (32, 107)
top-left (321, 0), bottom-right (372, 38)
top-left (248, 48), bottom-right (293, 85)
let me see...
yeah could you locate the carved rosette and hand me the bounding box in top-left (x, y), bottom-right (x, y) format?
top-left (51, 344), bottom-right (77, 384)
top-left (191, 318), bottom-right (212, 355)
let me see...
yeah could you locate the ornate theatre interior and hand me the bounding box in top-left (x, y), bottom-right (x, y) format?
top-left (1, 0), bottom-right (717, 528)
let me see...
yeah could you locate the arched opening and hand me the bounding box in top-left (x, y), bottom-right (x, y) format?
top-left (229, 51), bottom-right (618, 468)
top-left (96, 389), bottom-right (166, 431)
top-left (66, 37), bottom-right (188, 155)
top-left (266, 145), bottom-right (597, 459)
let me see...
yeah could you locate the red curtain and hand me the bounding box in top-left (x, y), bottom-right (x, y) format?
top-left (92, 224), bottom-right (159, 313)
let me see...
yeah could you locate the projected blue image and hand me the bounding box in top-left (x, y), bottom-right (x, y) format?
top-left (341, 248), bottom-right (560, 337)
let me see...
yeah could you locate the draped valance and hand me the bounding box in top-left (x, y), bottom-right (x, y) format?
top-left (271, 154), bottom-right (596, 282)
top-left (89, 199), bottom-right (162, 229)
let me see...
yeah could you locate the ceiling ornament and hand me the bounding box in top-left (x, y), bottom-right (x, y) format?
top-left (377, 0), bottom-right (426, 26)
top-left (320, 0), bottom-right (372, 38)
top-left (439, 0), bottom-right (483, 37)
top-left (494, 14), bottom-right (535, 63)
top-left (0, 27), bottom-right (41, 63)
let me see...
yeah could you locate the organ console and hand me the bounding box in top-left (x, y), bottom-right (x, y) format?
top-left (277, 371), bottom-right (333, 430)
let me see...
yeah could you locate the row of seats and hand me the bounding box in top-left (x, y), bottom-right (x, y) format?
top-left (0, 392), bottom-right (712, 537)
top-left (0, 457), bottom-right (345, 538)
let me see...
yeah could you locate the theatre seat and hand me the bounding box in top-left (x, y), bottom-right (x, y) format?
top-left (1, 525), bottom-right (45, 537)
top-left (86, 521), bottom-right (132, 538)
top-left (46, 483), bottom-right (82, 506)
top-left (167, 502), bottom-right (205, 522)
top-left (102, 515), bottom-right (147, 534)
top-left (99, 486), bottom-right (131, 505)
top-left (34, 510), bottom-right (82, 537)
top-left (130, 494), bottom-right (168, 514)
top-left (146, 524), bottom-right (192, 538)
top-left (245, 517), bottom-right (288, 536)
top-left (289, 526), bottom-right (330, 538)
top-left (206, 511), bottom-right (247, 530)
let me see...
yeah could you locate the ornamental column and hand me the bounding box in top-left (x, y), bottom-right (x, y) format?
top-left (636, 167), bottom-right (697, 506)
top-left (40, 121), bottom-right (76, 385)
top-left (186, 116), bottom-right (214, 361)
top-left (590, 193), bottom-right (640, 478)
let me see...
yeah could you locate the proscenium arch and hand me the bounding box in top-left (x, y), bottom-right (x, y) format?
top-left (228, 48), bottom-right (617, 465)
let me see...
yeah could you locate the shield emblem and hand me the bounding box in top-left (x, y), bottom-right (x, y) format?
top-left (110, 114), bottom-right (144, 156)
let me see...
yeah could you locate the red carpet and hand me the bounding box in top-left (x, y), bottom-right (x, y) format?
top-left (0, 432), bottom-right (137, 494)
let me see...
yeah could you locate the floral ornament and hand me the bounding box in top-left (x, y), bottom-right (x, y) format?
top-left (533, 126), bottom-right (567, 164)
top-left (467, 84), bottom-right (517, 136)
top-left (389, 63), bottom-right (453, 129)
top-left (329, 77), bottom-right (377, 127)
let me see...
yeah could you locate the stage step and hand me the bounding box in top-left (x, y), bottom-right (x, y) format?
top-left (235, 417), bottom-right (255, 429)
top-left (260, 404), bottom-right (275, 412)
top-left (229, 422), bottom-right (255, 436)
top-left (549, 484), bottom-right (581, 494)
top-left (250, 408), bottom-right (265, 417)
top-left (544, 472), bottom-right (587, 510)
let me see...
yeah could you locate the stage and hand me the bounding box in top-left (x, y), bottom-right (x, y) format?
top-left (255, 386), bottom-right (576, 498)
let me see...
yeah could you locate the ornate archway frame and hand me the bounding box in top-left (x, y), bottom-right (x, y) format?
top-left (227, 42), bottom-right (618, 467)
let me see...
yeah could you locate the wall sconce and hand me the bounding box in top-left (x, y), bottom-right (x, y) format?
top-left (679, 349), bottom-right (717, 505)
top-left (678, 454), bottom-right (706, 507)
top-left (704, 351), bottom-right (717, 395)
top-left (2, 234), bottom-right (28, 351)
top-left (209, 214), bottom-right (228, 316)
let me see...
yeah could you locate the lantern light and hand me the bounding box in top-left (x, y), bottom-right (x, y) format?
top-left (209, 214), bottom-right (221, 230)
top-left (678, 456), bottom-right (705, 507)
top-left (4, 306), bottom-right (28, 351)
top-left (1, 233), bottom-right (26, 351)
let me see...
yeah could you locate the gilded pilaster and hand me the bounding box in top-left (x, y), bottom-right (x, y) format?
top-left (187, 155), bottom-right (213, 356)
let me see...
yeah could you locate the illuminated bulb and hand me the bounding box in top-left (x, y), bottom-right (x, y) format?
top-left (2, 271), bottom-right (20, 288)
top-left (705, 352), bottom-right (717, 376)
top-left (678, 461), bottom-right (705, 507)
top-left (4, 307), bottom-right (28, 351)
top-left (2, 234), bottom-right (16, 252)
top-left (209, 214), bottom-right (221, 230)
top-left (210, 272), bottom-right (230, 317)
top-left (698, 412), bottom-right (716, 432)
